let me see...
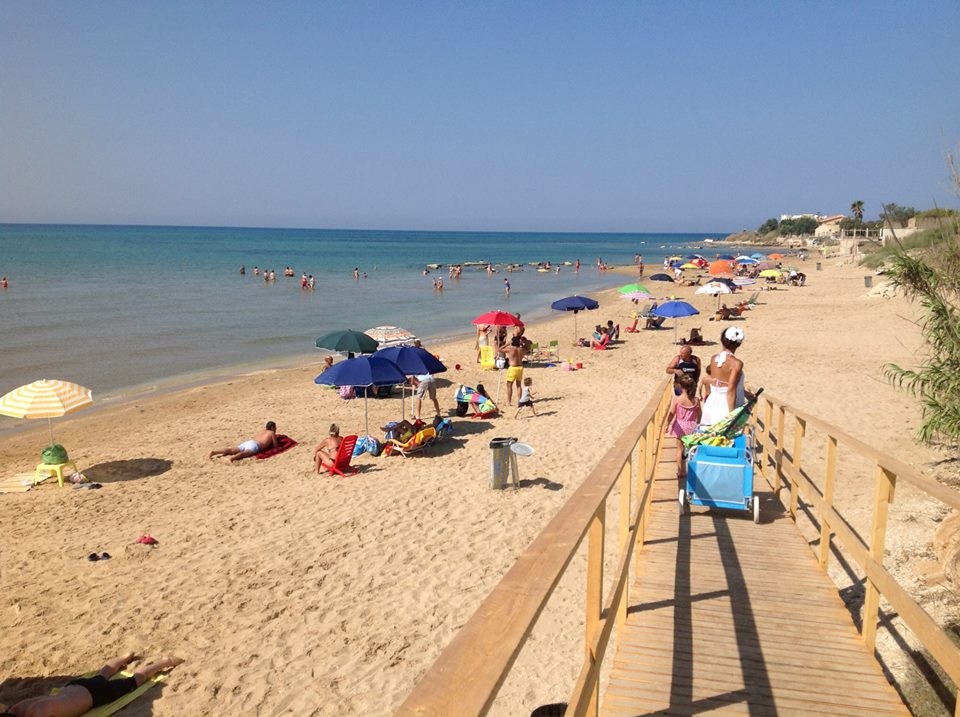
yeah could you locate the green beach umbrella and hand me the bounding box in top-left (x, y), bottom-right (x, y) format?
top-left (618, 283), bottom-right (651, 295)
top-left (315, 329), bottom-right (380, 354)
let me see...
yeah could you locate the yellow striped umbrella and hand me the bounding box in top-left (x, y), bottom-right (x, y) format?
top-left (0, 379), bottom-right (94, 445)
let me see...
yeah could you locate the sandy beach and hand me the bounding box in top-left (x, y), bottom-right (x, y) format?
top-left (1, 258), bottom-right (954, 716)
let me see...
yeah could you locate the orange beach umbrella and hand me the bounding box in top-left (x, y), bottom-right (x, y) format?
top-left (708, 260), bottom-right (734, 276)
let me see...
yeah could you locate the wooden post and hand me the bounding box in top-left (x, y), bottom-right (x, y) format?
top-left (818, 435), bottom-right (838, 569)
top-left (775, 405), bottom-right (785, 494)
top-left (863, 465), bottom-right (895, 653)
top-left (790, 417), bottom-right (806, 519)
top-left (617, 458), bottom-right (631, 634)
top-left (636, 429), bottom-right (648, 564)
top-left (762, 400), bottom-right (773, 481)
top-left (585, 505), bottom-right (605, 716)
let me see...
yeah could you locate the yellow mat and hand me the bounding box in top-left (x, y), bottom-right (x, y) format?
top-left (0, 473), bottom-right (37, 493)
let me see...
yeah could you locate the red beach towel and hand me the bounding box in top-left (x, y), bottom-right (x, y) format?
top-left (255, 434), bottom-right (298, 459)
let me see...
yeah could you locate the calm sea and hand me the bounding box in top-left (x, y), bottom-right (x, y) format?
top-left (0, 224), bottom-right (729, 399)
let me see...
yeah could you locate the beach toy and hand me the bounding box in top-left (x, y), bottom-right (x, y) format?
top-left (576, 362), bottom-right (584, 369)
top-left (455, 363), bottom-right (461, 370)
top-left (137, 535), bottom-right (159, 545)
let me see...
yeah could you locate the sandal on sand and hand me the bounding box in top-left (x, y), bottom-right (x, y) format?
top-left (87, 553), bottom-right (100, 562)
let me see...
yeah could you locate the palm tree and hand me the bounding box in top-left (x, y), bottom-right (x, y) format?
top-left (850, 200), bottom-right (864, 223)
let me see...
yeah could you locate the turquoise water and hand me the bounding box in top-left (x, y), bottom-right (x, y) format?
top-left (0, 224), bottom-right (728, 397)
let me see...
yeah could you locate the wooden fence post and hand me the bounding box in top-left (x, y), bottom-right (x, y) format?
top-left (617, 458), bottom-right (631, 634)
top-left (775, 405), bottom-right (786, 494)
top-left (862, 465), bottom-right (895, 653)
top-left (585, 505), bottom-right (605, 716)
top-left (636, 429), bottom-right (648, 566)
top-left (790, 417), bottom-right (806, 519)
top-left (818, 435), bottom-right (838, 569)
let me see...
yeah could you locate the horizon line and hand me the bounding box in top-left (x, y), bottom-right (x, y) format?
top-left (0, 221), bottom-right (732, 236)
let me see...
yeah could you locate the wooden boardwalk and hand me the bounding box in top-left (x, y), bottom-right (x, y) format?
top-left (601, 443), bottom-right (910, 717)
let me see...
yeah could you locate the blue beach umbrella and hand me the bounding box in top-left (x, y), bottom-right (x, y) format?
top-left (750, 252), bottom-right (765, 260)
top-left (737, 257), bottom-right (759, 265)
top-left (315, 356), bottom-right (406, 437)
top-left (373, 346), bottom-right (447, 419)
top-left (653, 300), bottom-right (700, 344)
top-left (648, 273), bottom-right (674, 282)
top-left (551, 294), bottom-right (599, 345)
top-left (717, 254), bottom-right (736, 260)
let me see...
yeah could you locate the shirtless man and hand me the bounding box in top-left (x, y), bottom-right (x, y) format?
top-left (314, 424), bottom-right (343, 473)
top-left (209, 422), bottom-right (278, 462)
top-left (503, 336), bottom-right (525, 405)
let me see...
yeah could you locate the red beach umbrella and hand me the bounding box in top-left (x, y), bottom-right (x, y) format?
top-left (472, 310), bottom-right (524, 327)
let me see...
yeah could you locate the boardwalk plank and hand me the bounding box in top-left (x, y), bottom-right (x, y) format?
top-left (601, 445), bottom-right (909, 716)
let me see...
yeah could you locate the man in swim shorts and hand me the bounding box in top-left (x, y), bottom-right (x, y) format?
top-left (3, 653), bottom-right (182, 717)
top-left (208, 421), bottom-right (278, 462)
top-left (504, 336), bottom-right (525, 405)
top-left (412, 373), bottom-right (440, 421)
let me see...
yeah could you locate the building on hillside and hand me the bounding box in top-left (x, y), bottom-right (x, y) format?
top-left (814, 214), bottom-right (845, 238)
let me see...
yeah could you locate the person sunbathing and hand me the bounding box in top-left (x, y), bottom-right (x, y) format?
top-left (590, 327), bottom-right (609, 348)
top-left (209, 422), bottom-right (278, 461)
top-left (4, 653), bottom-right (182, 717)
top-left (645, 315), bottom-right (666, 330)
top-left (313, 424), bottom-right (343, 473)
top-left (606, 320), bottom-right (620, 341)
top-left (681, 327), bottom-right (704, 344)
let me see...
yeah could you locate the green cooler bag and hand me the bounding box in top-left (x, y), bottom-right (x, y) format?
top-left (42, 444), bottom-right (69, 464)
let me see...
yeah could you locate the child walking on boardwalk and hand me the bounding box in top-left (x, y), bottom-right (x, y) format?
top-left (665, 374), bottom-right (700, 480)
top-left (515, 377), bottom-right (537, 418)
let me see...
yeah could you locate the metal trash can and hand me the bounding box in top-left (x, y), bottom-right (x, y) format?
top-left (816, 262), bottom-right (822, 271)
top-left (864, 275), bottom-right (873, 288)
top-left (489, 437), bottom-right (517, 489)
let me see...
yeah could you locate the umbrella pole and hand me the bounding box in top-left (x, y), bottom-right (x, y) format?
top-left (573, 312), bottom-right (578, 346)
top-left (364, 393), bottom-right (370, 438)
top-left (48, 417), bottom-right (54, 447)
top-left (496, 366), bottom-right (503, 406)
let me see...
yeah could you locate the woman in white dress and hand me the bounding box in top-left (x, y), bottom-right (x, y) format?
top-left (699, 327), bottom-right (746, 427)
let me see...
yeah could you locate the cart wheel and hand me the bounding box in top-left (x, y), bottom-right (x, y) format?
top-left (679, 489), bottom-right (688, 515)
top-left (753, 496), bottom-right (760, 524)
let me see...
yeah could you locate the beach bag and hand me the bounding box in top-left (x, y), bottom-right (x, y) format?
top-left (338, 385), bottom-right (355, 399)
top-left (455, 401), bottom-right (469, 417)
top-left (42, 444), bottom-right (69, 465)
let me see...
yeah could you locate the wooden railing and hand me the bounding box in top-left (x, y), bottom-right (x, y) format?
top-left (395, 378), bottom-right (675, 716)
top-left (751, 390), bottom-right (960, 717)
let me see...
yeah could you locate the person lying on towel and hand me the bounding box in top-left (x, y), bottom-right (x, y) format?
top-left (2, 653), bottom-right (182, 717)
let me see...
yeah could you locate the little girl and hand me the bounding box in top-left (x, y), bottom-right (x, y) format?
top-left (665, 374), bottom-right (701, 480)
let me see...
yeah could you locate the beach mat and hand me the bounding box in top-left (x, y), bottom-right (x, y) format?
top-left (50, 671), bottom-right (167, 717)
top-left (0, 473), bottom-right (36, 493)
top-left (255, 434), bottom-right (298, 459)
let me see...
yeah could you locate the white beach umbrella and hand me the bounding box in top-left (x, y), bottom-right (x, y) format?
top-left (0, 379), bottom-right (94, 445)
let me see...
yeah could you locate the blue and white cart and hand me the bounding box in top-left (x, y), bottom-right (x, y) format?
top-left (680, 431), bottom-right (759, 523)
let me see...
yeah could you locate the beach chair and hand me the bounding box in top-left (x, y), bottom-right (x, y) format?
top-left (541, 340), bottom-right (560, 362)
top-left (527, 342), bottom-right (540, 361)
top-left (746, 292), bottom-right (760, 306)
top-left (591, 334), bottom-right (611, 351)
top-left (325, 435), bottom-right (359, 476)
top-left (384, 426), bottom-right (437, 457)
top-left (480, 345), bottom-right (496, 371)
top-left (623, 315), bottom-right (640, 333)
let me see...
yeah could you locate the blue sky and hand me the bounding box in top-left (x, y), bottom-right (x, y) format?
top-left (1, 1), bottom-right (958, 232)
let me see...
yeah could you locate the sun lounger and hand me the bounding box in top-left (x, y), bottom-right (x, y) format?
top-left (384, 426), bottom-right (437, 457)
top-left (542, 339), bottom-right (560, 362)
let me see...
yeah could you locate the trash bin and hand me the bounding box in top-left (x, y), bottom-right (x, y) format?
top-left (816, 262), bottom-right (822, 271)
top-left (864, 275), bottom-right (873, 288)
top-left (489, 437), bottom-right (517, 489)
